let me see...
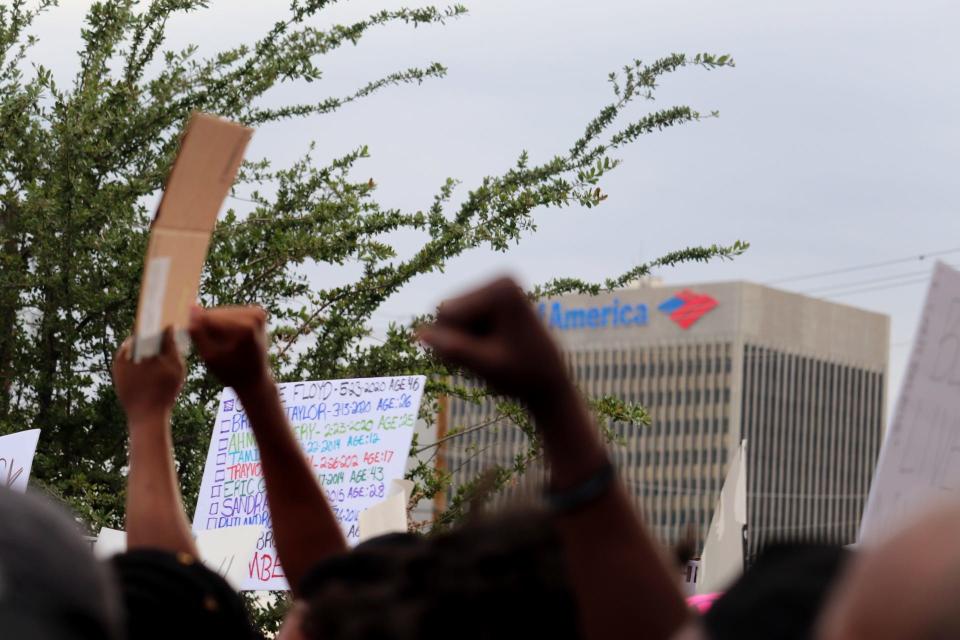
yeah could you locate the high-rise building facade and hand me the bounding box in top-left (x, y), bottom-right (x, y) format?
top-left (444, 282), bottom-right (889, 559)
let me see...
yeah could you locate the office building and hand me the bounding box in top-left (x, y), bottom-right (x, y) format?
top-left (444, 281), bottom-right (889, 560)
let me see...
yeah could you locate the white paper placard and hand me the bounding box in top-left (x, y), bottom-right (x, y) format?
top-left (0, 429), bottom-right (40, 493)
top-left (359, 479), bottom-right (414, 543)
top-left (192, 375), bottom-right (425, 590)
top-left (93, 525), bottom-right (260, 589)
top-left (93, 528), bottom-right (128, 560)
top-left (860, 262), bottom-right (960, 544)
top-left (195, 525), bottom-right (263, 590)
top-left (134, 256), bottom-right (171, 361)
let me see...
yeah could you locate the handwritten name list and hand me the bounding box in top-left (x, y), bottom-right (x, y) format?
top-left (192, 375), bottom-right (425, 590)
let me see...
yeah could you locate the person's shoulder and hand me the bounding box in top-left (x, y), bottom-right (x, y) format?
top-left (111, 548), bottom-right (258, 639)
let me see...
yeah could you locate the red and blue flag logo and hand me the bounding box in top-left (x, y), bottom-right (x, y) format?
top-left (658, 290), bottom-right (718, 329)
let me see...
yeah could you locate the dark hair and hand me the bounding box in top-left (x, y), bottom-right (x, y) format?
top-left (301, 508), bottom-right (581, 640)
top-left (110, 548), bottom-right (260, 640)
top-left (702, 542), bottom-right (850, 640)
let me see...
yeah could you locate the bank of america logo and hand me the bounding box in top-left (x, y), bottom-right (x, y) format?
top-left (657, 290), bottom-right (718, 329)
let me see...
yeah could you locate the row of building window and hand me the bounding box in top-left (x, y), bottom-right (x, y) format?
top-left (645, 508), bottom-right (711, 527)
top-left (614, 447), bottom-right (729, 468)
top-left (625, 387), bottom-right (731, 408)
top-left (627, 476), bottom-right (722, 495)
top-left (647, 418), bottom-right (730, 436)
top-left (614, 416), bottom-right (730, 438)
top-left (449, 387), bottom-right (733, 418)
top-left (741, 344), bottom-right (884, 558)
top-left (571, 356), bottom-right (733, 381)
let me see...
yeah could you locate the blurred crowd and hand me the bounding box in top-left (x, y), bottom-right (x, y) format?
top-left (1, 277), bottom-right (956, 639)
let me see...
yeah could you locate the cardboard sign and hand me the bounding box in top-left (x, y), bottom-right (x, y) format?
top-left (192, 375), bottom-right (425, 590)
top-left (0, 429), bottom-right (40, 493)
top-left (860, 262), bottom-right (960, 544)
top-left (133, 112), bottom-right (253, 360)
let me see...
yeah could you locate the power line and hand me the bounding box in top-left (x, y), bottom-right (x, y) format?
top-left (801, 265), bottom-right (948, 296)
top-left (765, 247), bottom-right (960, 286)
top-left (820, 275), bottom-right (931, 300)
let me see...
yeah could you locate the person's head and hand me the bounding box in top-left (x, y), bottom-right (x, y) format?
top-left (0, 489), bottom-right (123, 640)
top-left (702, 543), bottom-right (850, 640)
top-left (817, 506), bottom-right (960, 640)
top-left (110, 548), bottom-right (259, 640)
top-left (670, 543), bottom-right (850, 640)
top-left (297, 507), bottom-right (581, 640)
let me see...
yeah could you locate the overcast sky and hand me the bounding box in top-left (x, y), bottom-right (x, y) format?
top-left (30, 0), bottom-right (960, 413)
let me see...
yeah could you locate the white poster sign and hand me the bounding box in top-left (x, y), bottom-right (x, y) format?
top-left (359, 479), bottom-right (414, 543)
top-left (93, 525), bottom-right (260, 589)
top-left (195, 526), bottom-right (263, 590)
top-left (192, 375), bottom-right (425, 590)
top-left (0, 429), bottom-right (40, 493)
top-left (698, 440), bottom-right (747, 594)
top-left (860, 262), bottom-right (960, 544)
top-left (93, 527), bottom-right (128, 560)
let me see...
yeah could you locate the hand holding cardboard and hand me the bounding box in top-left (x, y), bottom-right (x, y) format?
top-left (134, 113), bottom-right (253, 360)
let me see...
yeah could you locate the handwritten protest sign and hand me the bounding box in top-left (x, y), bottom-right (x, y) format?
top-left (860, 262), bottom-right (960, 544)
top-left (93, 526), bottom-right (260, 589)
top-left (192, 375), bottom-right (425, 590)
top-left (0, 429), bottom-right (40, 493)
top-left (195, 526), bottom-right (263, 589)
top-left (359, 479), bottom-right (414, 543)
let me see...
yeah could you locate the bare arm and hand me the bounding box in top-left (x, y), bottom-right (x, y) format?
top-left (418, 277), bottom-right (688, 640)
top-left (114, 329), bottom-right (198, 557)
top-left (531, 382), bottom-right (688, 640)
top-left (189, 307), bottom-right (346, 596)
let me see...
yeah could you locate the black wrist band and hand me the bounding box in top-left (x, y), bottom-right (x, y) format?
top-left (545, 461), bottom-right (616, 514)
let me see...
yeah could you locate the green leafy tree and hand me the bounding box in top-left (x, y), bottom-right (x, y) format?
top-left (0, 0), bottom-right (742, 627)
